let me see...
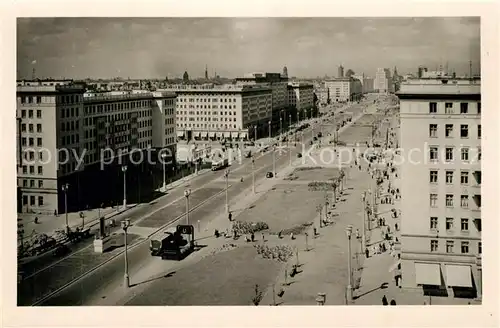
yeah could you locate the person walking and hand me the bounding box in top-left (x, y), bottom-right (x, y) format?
top-left (390, 299), bottom-right (397, 305)
top-left (365, 248), bottom-right (370, 258)
top-left (382, 295), bottom-right (388, 305)
top-left (228, 212), bottom-right (233, 222)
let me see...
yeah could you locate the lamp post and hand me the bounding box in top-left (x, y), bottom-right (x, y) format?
top-left (272, 145), bottom-right (276, 177)
top-left (122, 165), bottom-right (128, 210)
top-left (161, 153), bottom-right (167, 192)
top-left (361, 192), bottom-right (367, 251)
top-left (184, 189), bottom-right (191, 225)
top-left (268, 120), bottom-right (271, 140)
top-left (345, 225), bottom-right (353, 302)
top-left (252, 157), bottom-right (256, 194)
top-left (121, 219), bottom-right (131, 288)
top-left (61, 183), bottom-right (70, 233)
top-left (224, 169), bottom-right (230, 213)
top-left (254, 125), bottom-right (257, 144)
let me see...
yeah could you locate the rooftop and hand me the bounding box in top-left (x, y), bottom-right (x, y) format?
top-left (159, 84), bottom-right (272, 93)
top-left (398, 78), bottom-right (481, 95)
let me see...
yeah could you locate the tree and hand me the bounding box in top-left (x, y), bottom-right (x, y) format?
top-left (346, 69), bottom-right (355, 78)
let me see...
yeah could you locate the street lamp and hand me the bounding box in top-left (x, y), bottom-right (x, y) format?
top-left (184, 189), bottom-right (191, 225)
top-left (224, 169), bottom-right (230, 213)
top-left (268, 120), bottom-right (271, 140)
top-left (272, 145), bottom-right (276, 177)
top-left (121, 219), bottom-right (131, 288)
top-left (345, 224), bottom-right (353, 302)
top-left (161, 153), bottom-right (167, 192)
top-left (61, 183), bottom-right (70, 233)
top-left (361, 192), bottom-right (367, 251)
top-left (122, 165), bottom-right (128, 210)
top-left (252, 157), bottom-right (256, 194)
top-left (254, 125), bottom-right (257, 143)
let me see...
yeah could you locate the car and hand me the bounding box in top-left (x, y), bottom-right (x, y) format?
top-left (297, 153), bottom-right (303, 158)
top-left (266, 172), bottom-right (274, 178)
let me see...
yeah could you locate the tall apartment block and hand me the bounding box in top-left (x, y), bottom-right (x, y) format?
top-left (16, 80), bottom-right (177, 214)
top-left (398, 77), bottom-right (482, 300)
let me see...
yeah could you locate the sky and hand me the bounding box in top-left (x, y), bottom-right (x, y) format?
top-left (17, 17), bottom-right (480, 80)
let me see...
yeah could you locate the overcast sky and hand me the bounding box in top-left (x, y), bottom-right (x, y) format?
top-left (17, 17), bottom-right (480, 80)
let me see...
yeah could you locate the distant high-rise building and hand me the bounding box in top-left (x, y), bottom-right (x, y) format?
top-left (374, 68), bottom-right (391, 93)
top-left (338, 65), bottom-right (344, 78)
top-left (418, 66), bottom-right (428, 78)
top-left (183, 71), bottom-right (189, 83)
top-left (282, 66), bottom-right (288, 78)
top-left (205, 65), bottom-right (208, 80)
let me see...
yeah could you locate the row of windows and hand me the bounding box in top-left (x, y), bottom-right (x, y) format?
top-left (20, 109), bottom-right (42, 119)
top-left (84, 100), bottom-right (152, 115)
top-left (429, 193), bottom-right (481, 208)
top-left (61, 120), bottom-right (80, 132)
top-left (177, 104), bottom-right (237, 110)
top-left (164, 127), bottom-right (175, 135)
top-left (178, 123), bottom-right (238, 129)
top-left (19, 96), bottom-right (43, 104)
top-left (429, 102), bottom-right (480, 114)
top-left (61, 134), bottom-right (80, 146)
top-left (429, 239), bottom-right (480, 255)
top-left (165, 137), bottom-right (175, 145)
top-left (20, 123), bottom-right (43, 133)
top-left (164, 118), bottom-right (174, 125)
top-left (428, 146), bottom-right (480, 162)
top-left (60, 162), bottom-right (78, 175)
top-left (179, 117), bottom-right (237, 122)
top-left (429, 217), bottom-right (481, 232)
top-left (429, 170), bottom-right (481, 185)
top-left (179, 98), bottom-right (237, 103)
top-left (178, 110), bottom-right (238, 116)
top-left (22, 195), bottom-right (44, 207)
top-left (22, 150), bottom-right (45, 162)
top-left (61, 107), bottom-right (80, 119)
top-left (21, 137), bottom-right (43, 147)
top-left (21, 165), bottom-right (43, 175)
top-left (429, 124), bottom-right (480, 139)
top-left (21, 179), bottom-right (45, 188)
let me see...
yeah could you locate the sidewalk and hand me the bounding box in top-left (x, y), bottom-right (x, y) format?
top-left (18, 169), bottom-right (209, 244)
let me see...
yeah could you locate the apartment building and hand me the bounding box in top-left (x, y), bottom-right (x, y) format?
top-left (398, 78), bottom-right (482, 300)
top-left (287, 82), bottom-right (314, 117)
top-left (324, 77), bottom-right (363, 103)
top-left (16, 80), bottom-right (177, 214)
top-left (164, 83), bottom-right (272, 141)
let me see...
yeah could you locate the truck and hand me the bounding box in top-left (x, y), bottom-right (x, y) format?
top-left (211, 158), bottom-right (228, 171)
top-left (150, 225), bottom-right (195, 261)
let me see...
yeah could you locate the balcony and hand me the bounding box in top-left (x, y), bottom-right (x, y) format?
top-left (470, 171), bottom-right (482, 190)
top-left (470, 194), bottom-right (481, 213)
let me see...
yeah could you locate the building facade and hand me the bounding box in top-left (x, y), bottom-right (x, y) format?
top-left (287, 82), bottom-right (314, 118)
top-left (375, 68), bottom-right (392, 93)
top-left (165, 83), bottom-right (273, 142)
top-left (398, 78), bottom-right (482, 300)
top-left (16, 80), bottom-right (177, 214)
top-left (324, 77), bottom-right (363, 103)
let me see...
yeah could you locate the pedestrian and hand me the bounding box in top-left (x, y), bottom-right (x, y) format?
top-left (251, 231), bottom-right (255, 242)
top-left (228, 212), bottom-right (232, 222)
top-left (390, 299), bottom-right (396, 305)
top-left (34, 216), bottom-right (39, 224)
top-left (395, 223), bottom-right (398, 231)
top-left (382, 295), bottom-right (388, 305)
top-left (54, 209), bottom-right (58, 217)
top-left (365, 248), bottom-right (370, 258)
top-left (387, 226), bottom-right (391, 234)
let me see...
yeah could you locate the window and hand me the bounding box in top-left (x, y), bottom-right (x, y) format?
top-left (430, 170), bottom-right (438, 183)
top-left (445, 148), bottom-right (454, 162)
top-left (37, 138), bottom-right (42, 147)
top-left (477, 102), bottom-right (481, 114)
top-left (430, 217), bottom-right (438, 229)
top-left (29, 124), bottom-right (34, 133)
top-left (460, 195), bottom-right (468, 208)
top-left (430, 194), bottom-right (438, 207)
top-left (429, 124), bottom-right (437, 138)
top-left (28, 110), bottom-right (33, 118)
top-left (461, 148), bottom-right (469, 161)
top-left (23, 179), bottom-right (27, 187)
top-left (22, 165), bottom-right (27, 174)
top-left (445, 124), bottom-right (453, 138)
top-left (38, 196), bottom-right (44, 206)
top-left (428, 102), bottom-right (437, 113)
top-left (474, 218), bottom-right (482, 232)
top-left (460, 124), bottom-right (469, 138)
top-left (446, 171), bottom-right (453, 184)
top-left (461, 171), bottom-right (469, 184)
top-left (429, 147), bottom-right (438, 161)
top-left (30, 196), bottom-right (35, 205)
top-left (445, 102), bottom-right (453, 114)
top-left (38, 180), bottom-right (43, 188)
top-left (29, 166), bottom-right (34, 174)
top-left (430, 240), bottom-right (439, 252)
top-left (21, 110), bottom-right (26, 118)
top-left (446, 217), bottom-right (454, 230)
top-left (460, 103), bottom-right (468, 114)
top-left (445, 194), bottom-right (454, 207)
top-left (478, 242), bottom-right (482, 254)
top-left (461, 241), bottom-right (469, 254)
top-left (23, 195), bottom-right (28, 205)
top-left (37, 110), bottom-right (42, 118)
top-left (38, 166), bottom-right (43, 175)
top-left (461, 218), bottom-right (469, 231)
top-left (36, 124), bottom-right (42, 133)
top-left (478, 125), bottom-right (481, 139)
top-left (446, 241), bottom-right (454, 253)
top-left (30, 180), bottom-right (35, 188)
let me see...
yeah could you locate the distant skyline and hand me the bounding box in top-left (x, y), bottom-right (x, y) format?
top-left (17, 17), bottom-right (480, 80)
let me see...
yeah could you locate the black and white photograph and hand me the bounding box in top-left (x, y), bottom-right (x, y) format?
top-left (3, 2), bottom-right (499, 326)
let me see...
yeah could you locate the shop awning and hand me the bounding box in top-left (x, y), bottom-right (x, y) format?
top-left (231, 132), bottom-right (239, 139)
top-left (209, 132), bottom-right (215, 138)
top-left (223, 132), bottom-right (231, 138)
top-left (445, 265), bottom-right (472, 288)
top-left (176, 131), bottom-right (185, 137)
top-left (415, 263), bottom-right (442, 286)
top-left (201, 131), bottom-right (208, 138)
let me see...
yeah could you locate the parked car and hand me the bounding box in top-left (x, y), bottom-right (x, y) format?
top-left (266, 172), bottom-right (274, 178)
top-left (297, 153), bottom-right (303, 158)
